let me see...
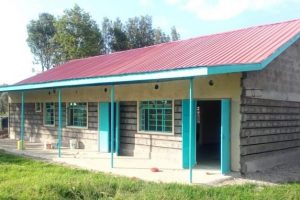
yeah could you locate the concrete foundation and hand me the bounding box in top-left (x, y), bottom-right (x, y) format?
top-left (242, 147), bottom-right (300, 173)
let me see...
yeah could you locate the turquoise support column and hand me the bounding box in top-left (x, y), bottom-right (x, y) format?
top-left (110, 85), bottom-right (115, 168)
top-left (58, 89), bottom-right (62, 158)
top-left (182, 100), bottom-right (196, 169)
top-left (221, 99), bottom-right (231, 174)
top-left (20, 91), bottom-right (24, 149)
top-left (189, 78), bottom-right (194, 184)
top-left (98, 103), bottom-right (101, 152)
top-left (115, 101), bottom-right (120, 156)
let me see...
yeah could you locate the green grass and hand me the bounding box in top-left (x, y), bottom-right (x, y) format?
top-left (0, 151), bottom-right (300, 200)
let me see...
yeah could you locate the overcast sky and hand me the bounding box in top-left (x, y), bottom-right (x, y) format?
top-left (0, 0), bottom-right (299, 84)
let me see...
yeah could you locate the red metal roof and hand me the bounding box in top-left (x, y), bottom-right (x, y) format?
top-left (18, 19), bottom-right (300, 85)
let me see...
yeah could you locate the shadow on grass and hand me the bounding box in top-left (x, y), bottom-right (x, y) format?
top-left (0, 150), bottom-right (33, 165)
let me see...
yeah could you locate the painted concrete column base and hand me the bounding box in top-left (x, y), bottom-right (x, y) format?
top-left (17, 140), bottom-right (25, 150)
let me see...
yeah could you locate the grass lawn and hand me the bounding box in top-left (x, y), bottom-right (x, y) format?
top-left (0, 151), bottom-right (300, 200)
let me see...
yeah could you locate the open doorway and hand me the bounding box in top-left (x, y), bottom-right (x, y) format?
top-left (196, 100), bottom-right (221, 168)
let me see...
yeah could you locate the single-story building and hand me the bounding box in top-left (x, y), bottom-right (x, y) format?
top-left (1, 19), bottom-right (300, 182)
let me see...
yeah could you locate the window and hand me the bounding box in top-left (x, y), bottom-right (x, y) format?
top-left (139, 100), bottom-right (173, 133)
top-left (67, 102), bottom-right (87, 127)
top-left (35, 103), bottom-right (42, 112)
top-left (44, 103), bottom-right (55, 126)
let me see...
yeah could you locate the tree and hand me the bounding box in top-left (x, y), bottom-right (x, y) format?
top-left (110, 18), bottom-right (129, 52)
top-left (138, 15), bottom-right (155, 47)
top-left (170, 26), bottom-right (180, 41)
top-left (126, 15), bottom-right (154, 48)
top-left (154, 28), bottom-right (170, 44)
top-left (101, 17), bottom-right (113, 54)
top-left (0, 92), bottom-right (8, 115)
top-left (54, 4), bottom-right (103, 63)
top-left (27, 9), bottom-right (181, 66)
top-left (126, 17), bottom-right (140, 48)
top-left (101, 17), bottom-right (129, 53)
top-left (26, 13), bottom-right (56, 72)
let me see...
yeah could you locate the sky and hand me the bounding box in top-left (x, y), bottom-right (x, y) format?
top-left (0, 0), bottom-right (299, 85)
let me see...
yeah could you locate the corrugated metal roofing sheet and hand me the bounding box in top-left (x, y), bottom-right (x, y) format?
top-left (18, 19), bottom-right (300, 85)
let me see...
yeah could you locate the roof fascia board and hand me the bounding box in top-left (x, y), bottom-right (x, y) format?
top-left (207, 63), bottom-right (262, 75)
top-left (0, 67), bottom-right (208, 92)
top-left (261, 32), bottom-right (300, 67)
top-left (207, 32), bottom-right (300, 75)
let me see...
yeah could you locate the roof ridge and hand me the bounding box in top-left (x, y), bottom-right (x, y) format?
top-left (196, 18), bottom-right (300, 37)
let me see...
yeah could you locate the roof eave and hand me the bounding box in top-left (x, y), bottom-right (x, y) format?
top-left (0, 67), bottom-right (208, 92)
top-left (1, 31), bottom-right (299, 93)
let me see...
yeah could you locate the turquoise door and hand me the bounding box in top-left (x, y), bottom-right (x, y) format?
top-left (182, 99), bottom-right (196, 169)
top-left (115, 102), bottom-right (120, 155)
top-left (221, 99), bottom-right (231, 174)
top-left (99, 102), bottom-right (110, 152)
top-left (98, 102), bottom-right (120, 153)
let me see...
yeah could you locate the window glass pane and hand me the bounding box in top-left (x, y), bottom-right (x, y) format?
top-left (157, 126), bottom-right (162, 131)
top-left (44, 103), bottom-right (54, 125)
top-left (165, 121), bottom-right (172, 127)
top-left (165, 114), bottom-right (172, 121)
top-left (165, 101), bottom-right (172, 108)
top-left (165, 109), bottom-right (172, 114)
top-left (67, 102), bottom-right (87, 127)
top-left (165, 127), bottom-right (172, 132)
top-left (35, 103), bottom-right (42, 112)
top-left (139, 100), bottom-right (173, 133)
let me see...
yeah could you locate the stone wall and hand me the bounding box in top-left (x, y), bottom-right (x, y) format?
top-left (119, 100), bottom-right (182, 165)
top-left (242, 40), bottom-right (300, 101)
top-left (240, 39), bottom-right (300, 173)
top-left (9, 102), bottom-right (98, 150)
top-left (9, 100), bottom-right (183, 166)
top-left (240, 97), bottom-right (300, 173)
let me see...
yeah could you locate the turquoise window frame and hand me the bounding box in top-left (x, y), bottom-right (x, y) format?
top-left (138, 100), bottom-right (174, 134)
top-left (66, 102), bottom-right (88, 128)
top-left (44, 102), bottom-right (55, 126)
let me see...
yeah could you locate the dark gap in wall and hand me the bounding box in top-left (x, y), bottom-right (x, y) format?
top-left (196, 100), bottom-right (221, 167)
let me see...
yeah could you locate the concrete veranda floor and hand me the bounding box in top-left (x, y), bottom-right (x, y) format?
top-left (0, 139), bottom-right (236, 185)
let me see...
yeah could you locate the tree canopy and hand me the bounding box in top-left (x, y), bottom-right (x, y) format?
top-left (26, 13), bottom-right (56, 72)
top-left (154, 28), bottom-right (171, 44)
top-left (110, 18), bottom-right (129, 52)
top-left (101, 15), bottom-right (178, 53)
top-left (171, 26), bottom-right (180, 41)
top-left (0, 92), bottom-right (8, 115)
top-left (126, 15), bottom-right (154, 48)
top-left (54, 5), bottom-right (103, 63)
top-left (26, 5), bottom-right (180, 72)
